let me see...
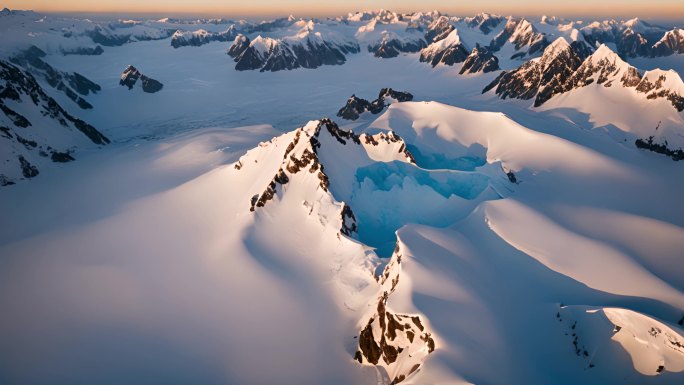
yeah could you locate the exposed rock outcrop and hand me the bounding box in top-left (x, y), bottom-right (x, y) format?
top-left (355, 242), bottom-right (435, 384)
top-left (368, 32), bottom-right (426, 58)
top-left (0, 60), bottom-right (108, 184)
top-left (120, 65), bottom-right (163, 93)
top-left (419, 29), bottom-right (469, 67)
top-left (337, 88), bottom-right (413, 120)
top-left (459, 46), bottom-right (500, 74)
top-left (10, 46), bottom-right (101, 109)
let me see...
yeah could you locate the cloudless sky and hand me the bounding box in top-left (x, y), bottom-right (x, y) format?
top-left (4, 0), bottom-right (684, 20)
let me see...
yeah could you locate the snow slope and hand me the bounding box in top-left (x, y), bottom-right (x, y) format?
top-left (0, 7), bottom-right (684, 385)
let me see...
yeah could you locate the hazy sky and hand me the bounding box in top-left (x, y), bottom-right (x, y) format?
top-left (4, 0), bottom-right (684, 20)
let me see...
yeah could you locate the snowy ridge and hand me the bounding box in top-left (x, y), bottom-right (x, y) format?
top-left (170, 27), bottom-right (236, 48)
top-left (419, 29), bottom-right (469, 67)
top-left (490, 17), bottom-right (549, 58)
top-left (0, 60), bottom-right (108, 185)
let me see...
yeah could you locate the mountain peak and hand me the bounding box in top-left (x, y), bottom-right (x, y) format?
top-left (543, 36), bottom-right (570, 57)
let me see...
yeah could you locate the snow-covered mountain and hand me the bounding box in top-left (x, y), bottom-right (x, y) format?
top-left (460, 46), bottom-right (500, 74)
top-left (484, 37), bottom-right (591, 105)
top-left (227, 23), bottom-right (359, 71)
top-left (337, 88), bottom-right (413, 120)
top-left (490, 17), bottom-right (549, 58)
top-left (120, 65), bottom-right (163, 93)
top-left (485, 40), bottom-right (684, 156)
top-left (419, 29), bottom-right (469, 67)
top-left (1, 6), bottom-right (684, 385)
top-left (0, 60), bottom-right (108, 185)
top-left (170, 27), bottom-right (237, 48)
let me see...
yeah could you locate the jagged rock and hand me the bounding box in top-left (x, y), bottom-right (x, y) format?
top-left (248, 118), bottom-right (414, 212)
top-left (227, 34), bottom-right (250, 58)
top-left (10, 46), bottom-right (100, 109)
top-left (337, 88), bottom-right (413, 120)
top-left (419, 30), bottom-right (469, 67)
top-left (1, 59), bottom-right (108, 183)
top-left (636, 136), bottom-right (684, 161)
top-left (490, 17), bottom-right (548, 57)
top-left (18, 155), bottom-right (38, 178)
top-left (424, 16), bottom-right (454, 43)
top-left (355, 244), bottom-right (434, 383)
top-left (459, 46), bottom-right (500, 74)
top-left (120, 65), bottom-right (163, 93)
top-left (233, 32), bottom-right (357, 72)
top-left (484, 38), bottom-right (589, 106)
top-left (337, 95), bottom-right (372, 120)
top-left (465, 13), bottom-right (504, 34)
top-left (0, 60), bottom-right (108, 145)
top-left (651, 28), bottom-right (684, 57)
top-left (368, 32), bottom-right (426, 58)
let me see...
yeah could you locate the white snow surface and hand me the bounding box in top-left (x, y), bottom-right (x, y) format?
top-left (1, 8), bottom-right (684, 385)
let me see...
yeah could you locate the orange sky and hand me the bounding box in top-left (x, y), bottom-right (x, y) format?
top-left (4, 0), bottom-right (684, 20)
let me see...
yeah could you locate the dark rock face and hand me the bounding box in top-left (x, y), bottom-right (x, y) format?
top-left (459, 46), bottom-right (500, 74)
top-left (419, 32), bottom-right (469, 67)
top-left (0, 60), bottom-right (108, 145)
top-left (337, 88), bottom-right (413, 120)
top-left (10, 46), bottom-right (101, 109)
top-left (50, 151), bottom-right (75, 162)
top-left (635, 136), bottom-right (684, 161)
top-left (337, 95), bottom-right (373, 120)
top-left (232, 35), bottom-right (359, 72)
top-left (18, 155), bottom-right (39, 178)
top-left (490, 18), bottom-right (548, 57)
top-left (368, 35), bottom-right (427, 58)
top-left (651, 29), bottom-right (684, 56)
top-left (487, 39), bottom-right (684, 114)
top-left (227, 34), bottom-right (250, 58)
top-left (424, 16), bottom-right (454, 43)
top-left (581, 19), bottom-right (677, 58)
top-left (355, 246), bottom-right (434, 384)
top-left (616, 28), bottom-right (651, 58)
top-left (61, 45), bottom-right (104, 56)
top-left (483, 38), bottom-right (590, 106)
top-left (634, 73), bottom-right (684, 112)
top-left (120, 65), bottom-right (164, 93)
top-left (466, 13), bottom-right (504, 34)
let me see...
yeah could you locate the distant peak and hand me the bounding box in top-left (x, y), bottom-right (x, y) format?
top-left (542, 37), bottom-right (570, 58)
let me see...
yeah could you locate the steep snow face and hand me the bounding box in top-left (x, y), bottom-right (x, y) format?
top-left (0, 60), bottom-right (108, 185)
top-left (559, 306), bottom-right (684, 376)
top-left (424, 15), bottom-right (455, 43)
top-left (419, 29), bottom-right (470, 67)
top-left (486, 42), bottom-right (684, 151)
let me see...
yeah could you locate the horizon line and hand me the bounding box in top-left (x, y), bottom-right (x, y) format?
top-left (24, 8), bottom-right (684, 23)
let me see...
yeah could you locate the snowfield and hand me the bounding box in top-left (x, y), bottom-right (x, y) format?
top-left (1, 8), bottom-right (684, 385)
